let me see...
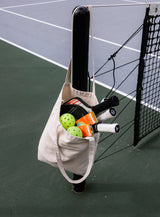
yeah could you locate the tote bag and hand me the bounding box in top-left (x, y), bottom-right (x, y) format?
top-left (38, 61), bottom-right (99, 184)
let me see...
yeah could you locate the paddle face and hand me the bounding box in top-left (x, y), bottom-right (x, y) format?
top-left (62, 96), bottom-right (119, 116)
top-left (60, 96), bottom-right (119, 123)
top-left (60, 104), bottom-right (88, 120)
top-left (63, 97), bottom-right (92, 113)
top-left (61, 97), bottom-right (99, 124)
top-left (60, 98), bottom-right (120, 137)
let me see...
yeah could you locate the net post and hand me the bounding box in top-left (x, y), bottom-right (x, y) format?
top-left (134, 8), bottom-right (150, 146)
top-left (72, 6), bottom-right (90, 91)
top-left (72, 6), bottom-right (90, 192)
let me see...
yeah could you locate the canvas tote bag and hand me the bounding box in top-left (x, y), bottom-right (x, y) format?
top-left (38, 60), bottom-right (99, 184)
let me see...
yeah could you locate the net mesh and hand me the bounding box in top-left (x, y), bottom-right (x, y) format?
top-left (134, 7), bottom-right (160, 145)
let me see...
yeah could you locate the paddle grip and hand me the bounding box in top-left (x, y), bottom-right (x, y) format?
top-left (92, 96), bottom-right (119, 115)
top-left (94, 123), bottom-right (120, 133)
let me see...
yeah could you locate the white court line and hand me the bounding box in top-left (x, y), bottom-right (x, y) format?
top-left (0, 8), bottom-right (141, 54)
top-left (0, 37), bottom-right (134, 100)
top-left (93, 36), bottom-right (140, 53)
top-left (0, 8), bottom-right (71, 32)
top-left (122, 0), bottom-right (145, 3)
top-left (1, 36), bottom-right (160, 111)
top-left (1, 0), bottom-right (67, 9)
top-left (0, 37), bottom-right (67, 70)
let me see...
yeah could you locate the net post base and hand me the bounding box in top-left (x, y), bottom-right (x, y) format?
top-left (72, 174), bottom-right (86, 193)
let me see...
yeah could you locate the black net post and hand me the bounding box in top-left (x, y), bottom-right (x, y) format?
top-left (72, 6), bottom-right (90, 192)
top-left (72, 6), bottom-right (90, 91)
top-left (134, 8), bottom-right (150, 146)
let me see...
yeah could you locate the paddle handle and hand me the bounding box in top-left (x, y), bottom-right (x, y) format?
top-left (92, 96), bottom-right (119, 115)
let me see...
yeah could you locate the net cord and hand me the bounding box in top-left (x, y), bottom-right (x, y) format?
top-left (94, 121), bottom-right (134, 163)
top-left (94, 58), bottom-right (139, 78)
top-left (92, 24), bottom-right (143, 79)
top-left (86, 2), bottom-right (160, 8)
top-left (95, 93), bottom-right (136, 162)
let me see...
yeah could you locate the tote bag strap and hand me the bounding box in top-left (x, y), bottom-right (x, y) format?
top-left (65, 59), bottom-right (96, 94)
top-left (65, 60), bottom-right (71, 85)
top-left (56, 130), bottom-right (96, 184)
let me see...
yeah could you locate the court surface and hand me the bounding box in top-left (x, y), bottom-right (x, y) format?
top-left (0, 0), bottom-right (157, 96)
top-left (1, 1), bottom-right (160, 217)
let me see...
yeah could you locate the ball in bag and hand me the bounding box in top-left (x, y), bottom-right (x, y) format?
top-left (67, 126), bottom-right (83, 138)
top-left (60, 113), bottom-right (76, 130)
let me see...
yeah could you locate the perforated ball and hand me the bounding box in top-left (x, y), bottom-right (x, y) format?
top-left (67, 126), bottom-right (83, 138)
top-left (60, 113), bottom-right (76, 130)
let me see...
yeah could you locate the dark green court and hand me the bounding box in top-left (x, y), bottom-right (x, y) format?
top-left (1, 39), bottom-right (160, 217)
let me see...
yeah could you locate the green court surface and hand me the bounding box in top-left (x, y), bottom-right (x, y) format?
top-left (1, 39), bottom-right (160, 217)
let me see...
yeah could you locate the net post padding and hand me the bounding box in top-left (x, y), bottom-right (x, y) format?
top-left (72, 6), bottom-right (90, 91)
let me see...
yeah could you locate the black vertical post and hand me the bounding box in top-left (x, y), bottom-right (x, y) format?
top-left (72, 6), bottom-right (90, 91)
top-left (72, 6), bottom-right (90, 192)
top-left (134, 8), bottom-right (149, 146)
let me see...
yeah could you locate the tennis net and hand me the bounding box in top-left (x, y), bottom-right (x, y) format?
top-left (134, 5), bottom-right (160, 145)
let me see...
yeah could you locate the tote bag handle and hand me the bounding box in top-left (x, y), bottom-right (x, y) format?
top-left (56, 132), bottom-right (96, 184)
top-left (65, 60), bottom-right (96, 94)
